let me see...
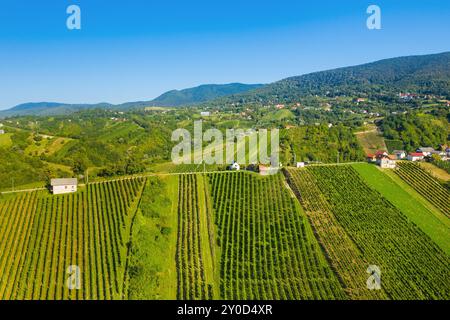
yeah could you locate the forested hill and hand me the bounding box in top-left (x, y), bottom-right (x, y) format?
top-left (0, 102), bottom-right (113, 117)
top-left (149, 83), bottom-right (264, 106)
top-left (1, 52), bottom-right (449, 117)
top-left (209, 52), bottom-right (450, 105)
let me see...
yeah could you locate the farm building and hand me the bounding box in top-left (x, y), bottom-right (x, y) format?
top-left (407, 152), bottom-right (424, 161)
top-left (430, 150), bottom-right (447, 160)
top-left (259, 165), bottom-right (278, 176)
top-left (366, 154), bottom-right (376, 163)
top-left (50, 178), bottom-right (78, 195)
top-left (200, 111), bottom-right (210, 117)
top-left (393, 150), bottom-right (406, 160)
top-left (375, 153), bottom-right (396, 168)
top-left (374, 151), bottom-right (388, 163)
top-left (378, 156), bottom-right (396, 169)
top-left (375, 150), bottom-right (388, 158)
top-left (416, 147), bottom-right (435, 157)
top-left (296, 162), bottom-right (305, 168)
top-left (229, 162), bottom-right (240, 171)
top-left (0, 129), bottom-right (4, 135)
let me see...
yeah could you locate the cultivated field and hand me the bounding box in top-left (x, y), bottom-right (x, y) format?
top-left (208, 172), bottom-right (345, 300)
top-left (395, 162), bottom-right (450, 218)
top-left (176, 174), bottom-right (215, 299)
top-left (302, 165), bottom-right (450, 299)
top-left (285, 168), bottom-right (387, 299)
top-left (0, 168), bottom-right (449, 300)
top-left (0, 178), bottom-right (145, 300)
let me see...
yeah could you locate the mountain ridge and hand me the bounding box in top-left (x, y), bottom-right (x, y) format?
top-left (1, 51), bottom-right (449, 118)
top-left (0, 83), bottom-right (263, 117)
top-left (207, 51), bottom-right (450, 106)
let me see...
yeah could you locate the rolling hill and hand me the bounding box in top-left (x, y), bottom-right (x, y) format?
top-left (149, 83), bottom-right (263, 106)
top-left (209, 51), bottom-right (450, 105)
top-left (0, 102), bottom-right (114, 118)
top-left (1, 51), bottom-right (449, 117)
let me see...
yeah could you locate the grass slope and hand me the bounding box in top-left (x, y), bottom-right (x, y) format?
top-left (355, 127), bottom-right (387, 154)
top-left (127, 176), bottom-right (179, 299)
top-left (0, 133), bottom-right (12, 147)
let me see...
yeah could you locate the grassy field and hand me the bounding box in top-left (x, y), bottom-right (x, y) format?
top-left (353, 163), bottom-right (450, 254)
top-left (0, 133), bottom-right (12, 148)
top-left (127, 176), bottom-right (179, 299)
top-left (261, 109), bottom-right (295, 122)
top-left (25, 135), bottom-right (72, 156)
top-left (418, 162), bottom-right (450, 182)
top-left (355, 126), bottom-right (387, 154)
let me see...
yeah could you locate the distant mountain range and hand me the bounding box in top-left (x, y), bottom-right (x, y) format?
top-left (1, 52), bottom-right (449, 118)
top-left (0, 83), bottom-right (263, 118)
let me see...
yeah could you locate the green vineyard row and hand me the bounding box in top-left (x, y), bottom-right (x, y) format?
top-left (395, 162), bottom-right (449, 218)
top-left (0, 178), bottom-right (145, 300)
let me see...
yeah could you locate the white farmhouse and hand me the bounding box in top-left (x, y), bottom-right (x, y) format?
top-left (393, 150), bottom-right (406, 160)
top-left (259, 165), bottom-right (278, 176)
top-left (407, 153), bottom-right (424, 162)
top-left (379, 157), bottom-right (396, 169)
top-left (229, 161), bottom-right (240, 171)
top-left (296, 162), bottom-right (305, 168)
top-left (200, 111), bottom-right (210, 117)
top-left (0, 129), bottom-right (4, 135)
top-left (51, 178), bottom-right (78, 195)
top-left (416, 147), bottom-right (435, 157)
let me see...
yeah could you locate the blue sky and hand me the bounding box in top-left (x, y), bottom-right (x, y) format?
top-left (0, 0), bottom-right (449, 109)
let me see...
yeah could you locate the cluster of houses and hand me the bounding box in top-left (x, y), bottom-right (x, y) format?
top-left (0, 123), bottom-right (4, 135)
top-left (366, 151), bottom-right (397, 169)
top-left (367, 147), bottom-right (449, 169)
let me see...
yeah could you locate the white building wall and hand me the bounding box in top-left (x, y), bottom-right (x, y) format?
top-left (52, 184), bottom-right (77, 195)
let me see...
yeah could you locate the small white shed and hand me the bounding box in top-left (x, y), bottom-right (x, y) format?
top-left (296, 162), bottom-right (305, 168)
top-left (230, 162), bottom-right (240, 171)
top-left (51, 178), bottom-right (78, 195)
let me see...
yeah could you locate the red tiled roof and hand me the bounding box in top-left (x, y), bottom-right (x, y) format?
top-left (409, 152), bottom-right (423, 157)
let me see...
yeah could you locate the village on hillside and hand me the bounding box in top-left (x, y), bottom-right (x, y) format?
top-left (366, 146), bottom-right (450, 169)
